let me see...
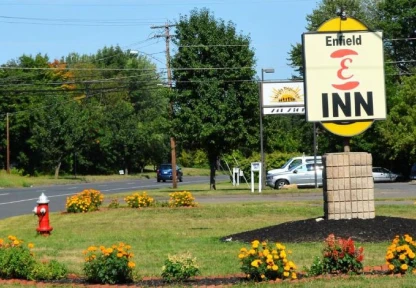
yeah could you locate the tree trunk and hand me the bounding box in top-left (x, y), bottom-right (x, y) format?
top-left (209, 154), bottom-right (217, 190)
top-left (54, 161), bottom-right (61, 179)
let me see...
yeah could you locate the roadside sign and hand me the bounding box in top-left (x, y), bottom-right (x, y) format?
top-left (305, 17), bottom-right (385, 137)
top-left (303, 31), bottom-right (385, 122)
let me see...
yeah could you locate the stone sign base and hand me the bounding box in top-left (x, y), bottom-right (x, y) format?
top-left (323, 152), bottom-right (375, 220)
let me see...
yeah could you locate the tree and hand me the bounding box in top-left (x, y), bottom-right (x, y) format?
top-left (374, 0), bottom-right (416, 75)
top-left (171, 8), bottom-right (258, 188)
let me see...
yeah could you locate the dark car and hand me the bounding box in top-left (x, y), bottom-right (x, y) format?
top-left (157, 164), bottom-right (183, 182)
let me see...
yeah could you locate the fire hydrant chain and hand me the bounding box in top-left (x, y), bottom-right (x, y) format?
top-left (33, 193), bottom-right (53, 236)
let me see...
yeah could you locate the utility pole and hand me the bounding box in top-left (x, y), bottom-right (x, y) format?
top-left (151, 22), bottom-right (178, 188)
top-left (6, 113), bottom-right (10, 174)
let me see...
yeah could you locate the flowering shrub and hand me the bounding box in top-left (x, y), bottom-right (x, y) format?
top-left (0, 235), bottom-right (67, 281)
top-left (385, 234), bottom-right (416, 274)
top-left (83, 242), bottom-right (136, 284)
top-left (311, 234), bottom-right (364, 275)
top-left (66, 189), bottom-right (104, 213)
top-left (0, 235), bottom-right (36, 279)
top-left (169, 191), bottom-right (197, 207)
top-left (161, 252), bottom-right (200, 282)
top-left (30, 260), bottom-right (68, 281)
top-left (108, 197), bottom-right (120, 209)
top-left (238, 240), bottom-right (297, 281)
top-left (124, 192), bottom-right (154, 208)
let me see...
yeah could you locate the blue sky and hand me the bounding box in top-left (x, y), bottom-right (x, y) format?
top-left (0, 0), bottom-right (319, 80)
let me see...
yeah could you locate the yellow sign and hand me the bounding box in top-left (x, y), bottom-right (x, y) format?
top-left (317, 17), bottom-right (375, 137)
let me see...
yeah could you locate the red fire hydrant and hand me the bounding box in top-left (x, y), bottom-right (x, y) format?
top-left (33, 193), bottom-right (53, 236)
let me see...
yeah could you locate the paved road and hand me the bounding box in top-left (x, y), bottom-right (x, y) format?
top-left (0, 175), bottom-right (228, 219)
top-left (0, 177), bottom-right (414, 220)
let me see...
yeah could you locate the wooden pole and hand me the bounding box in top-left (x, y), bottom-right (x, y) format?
top-left (343, 137), bottom-right (350, 152)
top-left (6, 113), bottom-right (10, 174)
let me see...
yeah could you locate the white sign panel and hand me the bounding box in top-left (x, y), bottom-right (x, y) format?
top-left (263, 107), bottom-right (305, 115)
top-left (261, 82), bottom-right (304, 107)
top-left (302, 31), bottom-right (386, 122)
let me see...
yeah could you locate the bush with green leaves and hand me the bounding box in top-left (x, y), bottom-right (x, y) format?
top-left (83, 242), bottom-right (136, 284)
top-left (30, 260), bottom-right (68, 280)
top-left (0, 235), bottom-right (36, 279)
top-left (385, 234), bottom-right (416, 274)
top-left (169, 191), bottom-right (197, 207)
top-left (161, 252), bottom-right (200, 282)
top-left (238, 240), bottom-right (297, 281)
top-left (66, 189), bottom-right (104, 213)
top-left (124, 192), bottom-right (154, 208)
top-left (306, 234), bottom-right (364, 275)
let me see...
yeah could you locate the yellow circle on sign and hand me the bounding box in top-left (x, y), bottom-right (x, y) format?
top-left (317, 17), bottom-right (374, 137)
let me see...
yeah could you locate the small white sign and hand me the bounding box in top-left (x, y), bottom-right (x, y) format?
top-left (263, 107), bottom-right (305, 115)
top-left (251, 162), bottom-right (261, 171)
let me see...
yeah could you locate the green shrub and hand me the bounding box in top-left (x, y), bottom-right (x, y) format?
top-left (238, 240), bottom-right (297, 281)
top-left (0, 235), bottom-right (36, 280)
top-left (30, 260), bottom-right (68, 280)
top-left (385, 234), bottom-right (416, 274)
top-left (169, 191), bottom-right (197, 207)
top-left (83, 243), bottom-right (135, 284)
top-left (66, 189), bottom-right (104, 213)
top-left (124, 192), bottom-right (154, 208)
top-left (108, 197), bottom-right (120, 209)
top-left (161, 252), bottom-right (200, 282)
top-left (307, 234), bottom-right (364, 275)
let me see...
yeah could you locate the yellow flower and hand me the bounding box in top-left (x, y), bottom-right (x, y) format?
top-left (401, 264), bottom-right (408, 271)
top-left (399, 254), bottom-right (406, 261)
top-left (388, 264), bottom-right (395, 271)
top-left (260, 274), bottom-right (265, 279)
top-left (409, 253), bottom-right (415, 259)
top-left (291, 272), bottom-right (297, 279)
top-left (251, 240), bottom-right (260, 248)
top-left (128, 261), bottom-right (135, 268)
top-left (284, 265), bottom-right (290, 271)
top-left (283, 271), bottom-right (289, 277)
top-left (28, 243), bottom-right (34, 249)
top-left (251, 260), bottom-right (261, 267)
top-left (240, 248), bottom-right (248, 253)
top-left (117, 253), bottom-right (123, 258)
top-left (249, 249), bottom-right (256, 255)
top-left (272, 265), bottom-right (278, 271)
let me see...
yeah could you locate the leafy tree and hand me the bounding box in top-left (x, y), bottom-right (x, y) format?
top-left (287, 0), bottom-right (374, 78)
top-left (171, 8), bottom-right (258, 188)
top-left (374, 0), bottom-right (416, 75)
top-left (0, 54), bottom-right (58, 174)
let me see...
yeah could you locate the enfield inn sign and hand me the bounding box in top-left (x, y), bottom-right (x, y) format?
top-left (302, 30), bottom-right (386, 124)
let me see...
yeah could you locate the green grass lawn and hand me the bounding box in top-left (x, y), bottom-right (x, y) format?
top-left (0, 175), bottom-right (415, 287)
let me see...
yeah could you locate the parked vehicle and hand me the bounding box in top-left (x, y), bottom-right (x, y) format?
top-left (372, 167), bottom-right (399, 183)
top-left (267, 155), bottom-right (322, 176)
top-left (157, 164), bottom-right (183, 182)
top-left (410, 164), bottom-right (416, 181)
top-left (266, 163), bottom-right (323, 189)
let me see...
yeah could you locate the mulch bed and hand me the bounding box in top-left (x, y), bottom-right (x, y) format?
top-left (221, 216), bottom-right (416, 243)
